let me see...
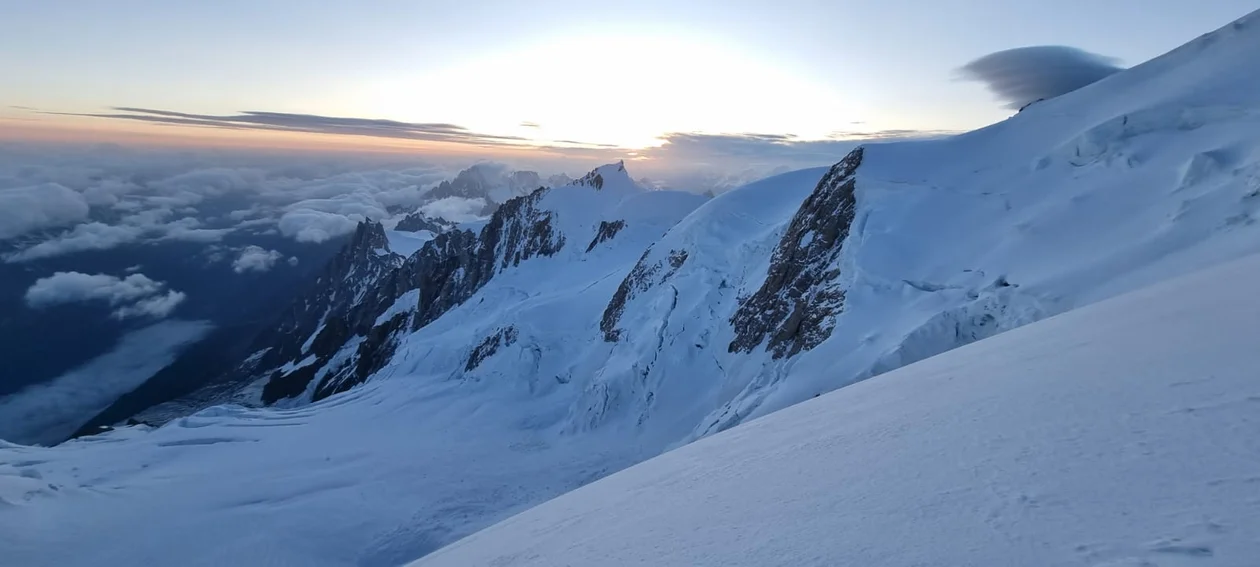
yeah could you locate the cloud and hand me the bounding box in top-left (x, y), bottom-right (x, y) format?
top-left (958, 46), bottom-right (1124, 109)
top-left (3, 214), bottom-right (232, 262)
top-left (110, 290), bottom-right (187, 319)
top-left (157, 216), bottom-right (232, 242)
top-left (278, 209), bottom-right (362, 243)
top-left (0, 319), bottom-right (212, 445)
top-left (624, 130), bottom-right (956, 193)
top-left (4, 222), bottom-right (143, 262)
top-left (232, 245), bottom-right (285, 273)
top-left (421, 196), bottom-right (490, 223)
top-left (0, 183), bottom-right (90, 239)
top-left (152, 167), bottom-right (264, 196)
top-left (61, 107), bottom-right (541, 147)
top-left (24, 271), bottom-right (187, 319)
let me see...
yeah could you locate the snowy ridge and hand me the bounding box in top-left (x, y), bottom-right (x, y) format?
top-left (4, 10), bottom-right (1260, 566)
top-left (413, 251), bottom-right (1260, 567)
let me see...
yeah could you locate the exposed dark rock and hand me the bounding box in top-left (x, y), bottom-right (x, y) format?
top-left (312, 312), bottom-right (411, 400)
top-left (1018, 98), bottom-right (1047, 112)
top-left (394, 213), bottom-right (455, 234)
top-left (465, 326), bottom-right (520, 372)
top-left (728, 147), bottom-right (864, 359)
top-left (276, 187), bottom-right (566, 402)
top-left (574, 161), bottom-right (624, 190)
top-left (586, 220), bottom-right (626, 252)
top-left (600, 248), bottom-right (689, 342)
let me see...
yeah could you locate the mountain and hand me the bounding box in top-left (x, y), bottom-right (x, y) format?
top-left (423, 164), bottom-right (573, 215)
top-left (4, 9), bottom-right (1260, 566)
top-left (411, 251), bottom-right (1260, 567)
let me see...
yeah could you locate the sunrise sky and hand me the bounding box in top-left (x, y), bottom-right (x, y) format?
top-left (3, 0), bottom-right (1255, 159)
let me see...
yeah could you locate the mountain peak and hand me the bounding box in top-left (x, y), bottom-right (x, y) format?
top-left (572, 161), bottom-right (635, 191)
top-left (347, 219), bottom-right (389, 256)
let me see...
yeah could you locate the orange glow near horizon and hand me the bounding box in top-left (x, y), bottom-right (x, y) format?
top-left (0, 113), bottom-right (613, 160)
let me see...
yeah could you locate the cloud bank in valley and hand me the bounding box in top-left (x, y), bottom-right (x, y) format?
top-left (0, 121), bottom-right (956, 264)
top-left (0, 319), bottom-right (212, 445)
top-left (25, 271), bottom-right (187, 319)
top-left (958, 46), bottom-right (1124, 109)
top-left (0, 145), bottom-right (458, 259)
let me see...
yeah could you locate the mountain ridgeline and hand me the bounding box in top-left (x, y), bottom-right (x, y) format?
top-left (166, 156), bottom-right (876, 421)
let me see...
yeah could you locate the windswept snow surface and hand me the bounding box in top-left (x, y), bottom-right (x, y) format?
top-left (414, 253), bottom-right (1260, 567)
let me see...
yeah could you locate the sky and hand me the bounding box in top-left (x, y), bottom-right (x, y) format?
top-left (1, 0), bottom-right (1256, 161)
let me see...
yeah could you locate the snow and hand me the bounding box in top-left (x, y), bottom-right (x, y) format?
top-left (3, 10), bottom-right (1260, 567)
top-left (413, 252), bottom-right (1260, 567)
top-left (385, 229), bottom-right (435, 258)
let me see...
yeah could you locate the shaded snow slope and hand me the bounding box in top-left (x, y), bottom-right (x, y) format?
top-left (414, 252), bottom-right (1260, 567)
top-left (693, 8), bottom-right (1260, 427)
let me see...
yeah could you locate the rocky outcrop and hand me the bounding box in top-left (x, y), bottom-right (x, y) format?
top-left (465, 326), bottom-right (519, 372)
top-left (573, 161), bottom-right (625, 190)
top-left (288, 188), bottom-right (567, 402)
top-left (728, 147), bottom-right (864, 359)
top-left (255, 220), bottom-right (403, 403)
top-left (586, 220), bottom-right (626, 252)
top-left (601, 248), bottom-right (689, 342)
top-left (394, 213), bottom-right (454, 234)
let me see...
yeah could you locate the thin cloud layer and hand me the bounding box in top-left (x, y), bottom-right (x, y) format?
top-left (958, 46), bottom-right (1124, 109)
top-left (25, 271), bottom-right (187, 319)
top-left (63, 108), bottom-right (536, 147)
top-left (0, 319), bottom-right (212, 445)
top-left (630, 130), bottom-right (955, 192)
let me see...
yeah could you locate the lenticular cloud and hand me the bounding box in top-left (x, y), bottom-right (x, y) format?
top-left (959, 46), bottom-right (1124, 109)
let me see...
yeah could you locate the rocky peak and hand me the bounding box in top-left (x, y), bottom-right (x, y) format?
top-left (427, 164), bottom-right (547, 205)
top-left (573, 161), bottom-right (631, 191)
top-left (394, 212), bottom-right (455, 234)
top-left (261, 186), bottom-right (572, 404)
top-left (728, 147), bottom-right (864, 359)
top-left (347, 219), bottom-right (391, 257)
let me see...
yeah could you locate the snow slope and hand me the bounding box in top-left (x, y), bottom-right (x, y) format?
top-left (684, 8), bottom-right (1260, 429)
top-left (413, 251), bottom-right (1260, 567)
top-left (0, 165), bottom-right (713, 567)
top-left (3, 9), bottom-right (1260, 567)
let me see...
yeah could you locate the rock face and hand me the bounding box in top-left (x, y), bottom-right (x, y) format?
top-left (586, 220), bottom-right (626, 252)
top-left (256, 187), bottom-right (568, 404)
top-left (728, 147), bottom-right (864, 359)
top-left (573, 160), bottom-right (625, 190)
top-left (600, 248), bottom-right (688, 342)
top-left (465, 326), bottom-right (519, 372)
top-left (252, 221), bottom-right (405, 403)
top-left (394, 213), bottom-right (454, 234)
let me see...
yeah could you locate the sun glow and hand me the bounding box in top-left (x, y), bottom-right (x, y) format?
top-left (336, 33), bottom-right (865, 149)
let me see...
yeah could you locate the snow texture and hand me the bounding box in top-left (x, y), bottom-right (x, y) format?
top-left (415, 252), bottom-right (1260, 567)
